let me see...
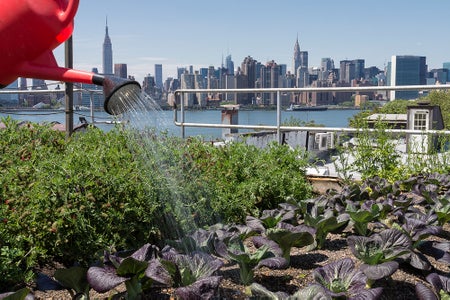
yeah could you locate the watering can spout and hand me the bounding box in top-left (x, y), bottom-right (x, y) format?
top-left (0, 0), bottom-right (142, 115)
top-left (16, 53), bottom-right (142, 116)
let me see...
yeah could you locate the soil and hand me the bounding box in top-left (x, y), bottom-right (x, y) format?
top-left (31, 223), bottom-right (450, 300)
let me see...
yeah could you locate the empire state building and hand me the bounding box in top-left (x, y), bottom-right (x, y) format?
top-left (102, 18), bottom-right (113, 75)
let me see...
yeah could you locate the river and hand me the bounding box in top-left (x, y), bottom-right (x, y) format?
top-left (0, 108), bottom-right (360, 140)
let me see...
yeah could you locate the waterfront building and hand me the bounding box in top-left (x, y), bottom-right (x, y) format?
top-left (319, 58), bottom-right (334, 81)
top-left (299, 80), bottom-right (333, 106)
top-left (339, 60), bottom-right (355, 83)
top-left (194, 71), bottom-right (207, 107)
top-left (444, 62), bottom-right (450, 82)
top-left (79, 68), bottom-right (103, 108)
top-left (155, 64), bottom-right (163, 89)
top-left (293, 36), bottom-right (309, 90)
top-left (142, 74), bottom-right (156, 96)
top-left (234, 69), bottom-right (250, 105)
top-left (223, 74), bottom-right (236, 103)
top-left (114, 63), bottom-right (127, 79)
top-left (180, 71), bottom-right (195, 107)
top-left (388, 55), bottom-right (427, 100)
top-left (364, 66), bottom-right (381, 82)
top-left (0, 79), bottom-right (19, 107)
top-left (429, 68), bottom-right (448, 84)
top-left (102, 18), bottom-right (113, 76)
top-left (260, 60), bottom-right (280, 105)
top-left (177, 67), bottom-right (185, 80)
top-left (297, 66), bottom-right (309, 88)
top-left (225, 55), bottom-right (234, 75)
top-left (293, 37), bottom-right (301, 76)
top-left (293, 36), bottom-right (308, 76)
top-left (241, 56), bottom-right (258, 105)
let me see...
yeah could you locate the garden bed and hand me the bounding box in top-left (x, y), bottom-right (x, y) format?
top-left (31, 223), bottom-right (449, 300)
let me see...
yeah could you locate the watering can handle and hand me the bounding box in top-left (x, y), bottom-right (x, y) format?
top-left (58, 0), bottom-right (80, 26)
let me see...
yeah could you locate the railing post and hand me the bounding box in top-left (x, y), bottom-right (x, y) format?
top-left (89, 91), bottom-right (95, 123)
top-left (64, 36), bottom-right (73, 139)
top-left (180, 92), bottom-right (185, 139)
top-left (277, 90), bottom-right (281, 144)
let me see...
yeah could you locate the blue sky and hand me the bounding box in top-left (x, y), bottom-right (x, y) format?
top-left (53, 0), bottom-right (450, 84)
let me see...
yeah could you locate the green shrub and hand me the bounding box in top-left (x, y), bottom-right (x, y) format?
top-left (0, 122), bottom-right (162, 288)
top-left (182, 139), bottom-right (313, 224)
top-left (0, 120), bottom-right (313, 289)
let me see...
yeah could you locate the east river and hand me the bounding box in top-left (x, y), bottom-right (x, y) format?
top-left (0, 108), bottom-right (360, 140)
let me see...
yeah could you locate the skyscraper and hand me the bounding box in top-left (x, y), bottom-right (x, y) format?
top-left (389, 55), bottom-right (427, 100)
top-left (260, 60), bottom-right (280, 105)
top-left (114, 63), bottom-right (127, 79)
top-left (293, 36), bottom-right (308, 87)
top-left (103, 18), bottom-right (113, 75)
top-left (293, 36), bottom-right (301, 76)
top-left (225, 55), bottom-right (234, 75)
top-left (339, 60), bottom-right (355, 83)
top-left (241, 56), bottom-right (257, 104)
top-left (155, 64), bottom-right (163, 88)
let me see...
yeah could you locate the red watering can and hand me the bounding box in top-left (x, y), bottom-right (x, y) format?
top-left (0, 0), bottom-right (140, 115)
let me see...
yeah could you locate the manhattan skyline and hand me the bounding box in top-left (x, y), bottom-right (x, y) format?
top-left (53, 0), bottom-right (450, 84)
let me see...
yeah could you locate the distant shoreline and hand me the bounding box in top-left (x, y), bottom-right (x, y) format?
top-left (0, 106), bottom-right (362, 113)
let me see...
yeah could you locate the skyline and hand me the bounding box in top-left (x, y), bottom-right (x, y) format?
top-left (53, 0), bottom-right (450, 84)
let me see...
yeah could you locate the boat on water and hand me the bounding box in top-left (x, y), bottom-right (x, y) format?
top-left (286, 104), bottom-right (328, 111)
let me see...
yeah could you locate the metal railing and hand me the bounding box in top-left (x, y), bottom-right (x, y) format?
top-left (174, 84), bottom-right (450, 142)
top-left (0, 88), bottom-right (106, 124)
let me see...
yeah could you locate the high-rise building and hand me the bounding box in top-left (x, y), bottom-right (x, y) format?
top-left (293, 36), bottom-right (301, 76)
top-left (353, 59), bottom-right (365, 81)
top-left (102, 18), bottom-right (113, 75)
top-left (142, 74), bottom-right (156, 96)
top-left (300, 51), bottom-right (308, 69)
top-left (339, 60), bottom-right (355, 83)
top-left (225, 55), bottom-right (234, 75)
top-left (260, 60), bottom-right (280, 105)
top-left (443, 62), bottom-right (450, 82)
top-left (240, 56), bottom-right (258, 105)
top-left (319, 58), bottom-right (334, 81)
top-left (155, 64), bottom-right (163, 89)
top-left (0, 80), bottom-right (19, 106)
top-left (177, 67), bottom-right (186, 80)
top-left (180, 71), bottom-right (195, 106)
top-left (114, 63), bottom-right (127, 79)
top-left (389, 55), bottom-right (427, 100)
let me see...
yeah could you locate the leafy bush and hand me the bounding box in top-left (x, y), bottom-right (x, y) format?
top-left (0, 122), bottom-right (161, 288)
top-left (0, 120), bottom-right (312, 289)
top-left (181, 139), bottom-right (312, 224)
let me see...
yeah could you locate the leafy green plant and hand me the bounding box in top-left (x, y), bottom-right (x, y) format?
top-left (0, 288), bottom-right (33, 300)
top-left (303, 208), bottom-right (349, 249)
top-left (214, 238), bottom-right (282, 285)
top-left (160, 248), bottom-right (223, 299)
top-left (347, 229), bottom-right (412, 283)
top-left (415, 273), bottom-right (450, 300)
top-left (262, 222), bottom-right (315, 264)
top-left (37, 266), bottom-right (90, 300)
top-left (313, 258), bottom-right (383, 299)
top-left (346, 201), bottom-right (381, 236)
top-left (184, 140), bottom-right (312, 224)
top-left (87, 244), bottom-right (160, 299)
top-left (348, 121), bottom-right (403, 181)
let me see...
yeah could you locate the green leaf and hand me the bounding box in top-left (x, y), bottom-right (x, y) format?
top-left (54, 266), bottom-right (89, 294)
top-left (2, 288), bottom-right (31, 300)
top-left (116, 257), bottom-right (149, 277)
top-left (124, 276), bottom-right (142, 300)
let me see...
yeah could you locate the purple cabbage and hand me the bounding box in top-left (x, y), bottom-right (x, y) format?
top-left (416, 273), bottom-right (450, 300)
top-left (313, 258), bottom-right (383, 299)
top-left (347, 229), bottom-right (411, 280)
